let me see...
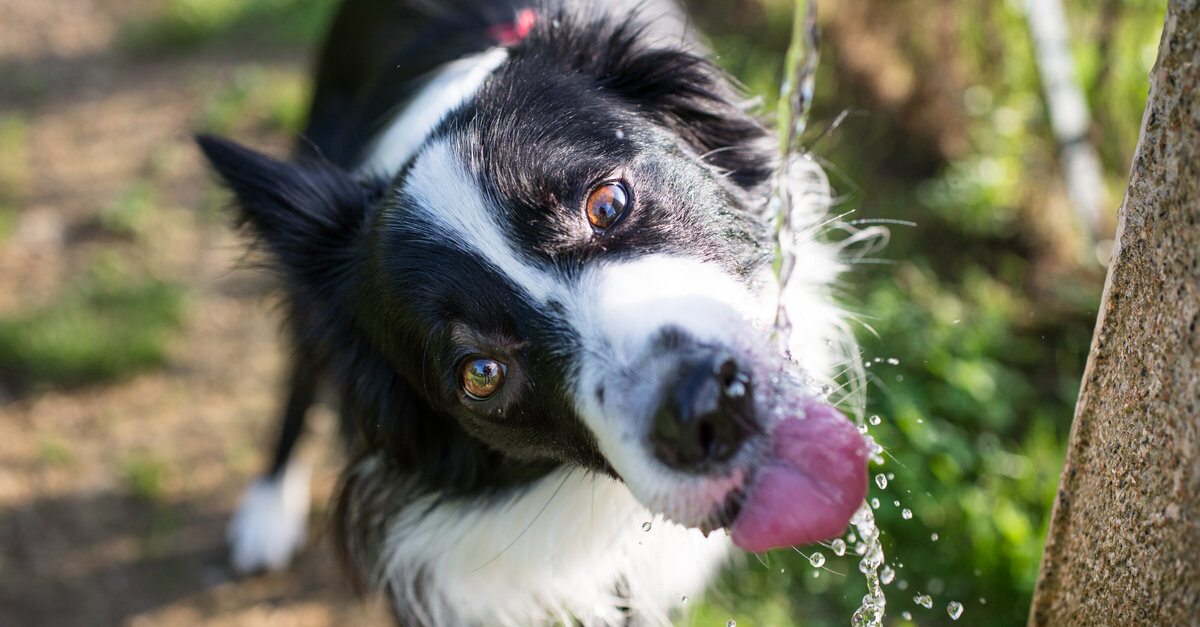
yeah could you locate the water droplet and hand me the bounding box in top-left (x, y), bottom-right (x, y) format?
top-left (901, 611), bottom-right (912, 620)
top-left (857, 424), bottom-right (869, 434)
top-left (979, 597), bottom-right (987, 604)
top-left (893, 500), bottom-right (900, 507)
top-left (812, 570), bottom-right (820, 578)
top-left (875, 474), bottom-right (888, 489)
top-left (886, 357), bottom-right (900, 365)
top-left (809, 552), bottom-right (825, 567)
top-left (870, 497), bottom-right (880, 509)
top-left (916, 418), bottom-right (924, 424)
top-left (888, 473), bottom-right (894, 479)
top-left (880, 565), bottom-right (895, 585)
top-left (930, 532), bottom-right (939, 541)
top-left (901, 508), bottom-right (913, 520)
top-left (727, 621), bottom-right (736, 627)
top-left (897, 580), bottom-right (909, 590)
top-left (874, 357), bottom-right (883, 363)
top-left (831, 538), bottom-right (847, 556)
top-left (914, 594), bottom-right (933, 609)
top-left (615, 129), bottom-right (625, 140)
top-left (642, 521), bottom-right (652, 532)
top-left (780, 568), bottom-right (785, 573)
top-left (947, 601), bottom-right (964, 620)
top-left (869, 414), bottom-right (881, 425)
top-left (819, 384), bottom-right (833, 399)
top-left (680, 595), bottom-right (688, 603)
top-left (855, 541), bottom-right (867, 555)
top-left (846, 532), bottom-right (856, 543)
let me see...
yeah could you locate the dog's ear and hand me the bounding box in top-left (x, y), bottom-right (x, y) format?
top-left (598, 45), bottom-right (774, 191)
top-left (196, 134), bottom-right (383, 287)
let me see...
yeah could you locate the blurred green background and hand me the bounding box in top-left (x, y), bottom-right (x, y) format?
top-left (0, 0), bottom-right (1166, 625)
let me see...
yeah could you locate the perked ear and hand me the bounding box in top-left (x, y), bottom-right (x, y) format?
top-left (594, 37), bottom-right (775, 191)
top-left (195, 134), bottom-right (383, 289)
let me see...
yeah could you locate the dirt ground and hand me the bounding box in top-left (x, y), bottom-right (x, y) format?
top-left (0, 1), bottom-right (380, 624)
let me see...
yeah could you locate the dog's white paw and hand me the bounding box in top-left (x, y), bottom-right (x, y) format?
top-left (227, 461), bottom-right (311, 574)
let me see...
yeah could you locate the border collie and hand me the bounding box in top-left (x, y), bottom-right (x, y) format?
top-left (198, 0), bottom-right (868, 624)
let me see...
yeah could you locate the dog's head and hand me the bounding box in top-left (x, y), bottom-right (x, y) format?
top-left (199, 16), bottom-right (866, 553)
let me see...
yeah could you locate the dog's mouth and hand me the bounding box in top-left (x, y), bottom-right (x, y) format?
top-left (651, 373), bottom-right (869, 553)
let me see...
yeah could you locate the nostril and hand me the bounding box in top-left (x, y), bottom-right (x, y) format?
top-left (698, 418), bottom-right (716, 458)
top-left (715, 357), bottom-right (739, 387)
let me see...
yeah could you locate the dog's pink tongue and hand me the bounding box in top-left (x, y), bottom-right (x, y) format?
top-left (731, 403), bottom-right (869, 553)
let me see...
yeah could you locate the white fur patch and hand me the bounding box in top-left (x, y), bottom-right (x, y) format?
top-left (227, 462), bottom-right (311, 573)
top-left (377, 466), bottom-right (730, 626)
top-left (359, 47), bottom-right (509, 177)
top-left (403, 139), bottom-right (562, 302)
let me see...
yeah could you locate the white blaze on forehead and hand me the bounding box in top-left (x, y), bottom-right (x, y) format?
top-left (403, 139), bottom-right (560, 303)
top-left (581, 254), bottom-right (768, 363)
top-left (359, 47), bottom-right (509, 177)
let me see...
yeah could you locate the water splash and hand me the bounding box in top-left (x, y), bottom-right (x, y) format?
top-left (849, 502), bottom-right (887, 626)
top-left (831, 538), bottom-right (847, 556)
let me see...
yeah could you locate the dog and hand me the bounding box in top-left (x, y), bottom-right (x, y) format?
top-left (198, 0), bottom-right (869, 624)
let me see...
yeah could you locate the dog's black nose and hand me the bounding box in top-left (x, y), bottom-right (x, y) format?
top-left (651, 353), bottom-right (754, 471)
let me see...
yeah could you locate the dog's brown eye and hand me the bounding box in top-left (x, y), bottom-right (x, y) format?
top-left (585, 181), bottom-right (629, 230)
top-left (461, 358), bottom-right (507, 400)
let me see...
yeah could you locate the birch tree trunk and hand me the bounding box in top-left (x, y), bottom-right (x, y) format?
top-left (1029, 1), bottom-right (1200, 623)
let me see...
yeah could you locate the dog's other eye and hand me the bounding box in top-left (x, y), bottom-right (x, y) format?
top-left (461, 358), bottom-right (507, 400)
top-left (585, 181), bottom-right (629, 230)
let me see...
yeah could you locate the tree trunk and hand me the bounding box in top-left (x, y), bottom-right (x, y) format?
top-left (1029, 1), bottom-right (1200, 624)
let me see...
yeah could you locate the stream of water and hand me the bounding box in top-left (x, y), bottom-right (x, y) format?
top-left (770, 3), bottom-right (887, 625)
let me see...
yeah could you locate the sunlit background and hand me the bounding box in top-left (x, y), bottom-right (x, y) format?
top-left (0, 0), bottom-right (1166, 625)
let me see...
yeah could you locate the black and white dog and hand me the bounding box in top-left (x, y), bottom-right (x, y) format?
top-left (199, 0), bottom-right (868, 624)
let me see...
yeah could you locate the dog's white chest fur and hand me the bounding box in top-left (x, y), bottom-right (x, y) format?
top-left (377, 467), bottom-right (731, 626)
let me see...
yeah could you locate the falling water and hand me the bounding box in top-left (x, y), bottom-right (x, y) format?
top-left (770, 0), bottom-right (820, 348)
top-left (770, 3), bottom-right (887, 625)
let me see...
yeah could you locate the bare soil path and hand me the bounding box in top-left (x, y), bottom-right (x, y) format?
top-left (0, 1), bottom-right (374, 623)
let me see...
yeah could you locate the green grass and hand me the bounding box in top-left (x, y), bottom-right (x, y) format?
top-left (120, 452), bottom-right (170, 502)
top-left (99, 182), bottom-right (157, 237)
top-left (197, 64), bottom-right (310, 135)
top-left (119, 0), bottom-right (338, 55)
top-left (0, 114), bottom-right (29, 241)
top-left (0, 268), bottom-right (186, 386)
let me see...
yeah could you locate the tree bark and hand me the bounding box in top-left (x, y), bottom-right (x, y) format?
top-left (1029, 1), bottom-right (1200, 624)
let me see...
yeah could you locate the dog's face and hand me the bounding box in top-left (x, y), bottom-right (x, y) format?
top-left (200, 23), bottom-right (867, 553)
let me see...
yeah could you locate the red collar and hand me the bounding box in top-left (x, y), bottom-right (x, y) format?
top-left (486, 8), bottom-right (536, 46)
